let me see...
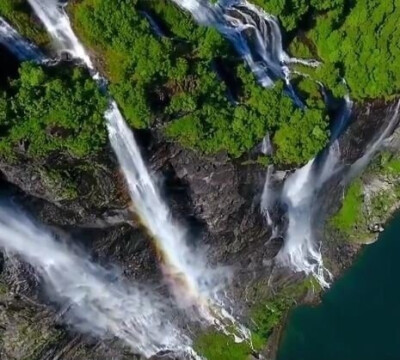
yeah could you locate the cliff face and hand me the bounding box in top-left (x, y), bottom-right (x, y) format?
top-left (0, 127), bottom-right (272, 359)
top-left (0, 94), bottom-right (399, 359)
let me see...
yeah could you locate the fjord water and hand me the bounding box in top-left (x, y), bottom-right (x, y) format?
top-left (278, 212), bottom-right (400, 360)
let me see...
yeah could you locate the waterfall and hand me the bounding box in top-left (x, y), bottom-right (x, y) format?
top-left (261, 132), bottom-right (272, 155)
top-left (106, 102), bottom-right (250, 340)
top-left (170, 0), bottom-right (319, 89)
top-left (276, 96), bottom-right (353, 287)
top-left (0, 207), bottom-right (195, 358)
top-left (27, 0), bottom-right (93, 68)
top-left (276, 159), bottom-right (330, 286)
top-left (318, 95), bottom-right (353, 186)
top-left (0, 17), bottom-right (45, 62)
top-left (26, 0), bottom-right (248, 337)
top-left (106, 102), bottom-right (228, 307)
top-left (260, 165), bottom-right (273, 225)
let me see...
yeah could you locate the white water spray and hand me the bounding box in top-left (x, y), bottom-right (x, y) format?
top-left (106, 103), bottom-right (250, 341)
top-left (27, 0), bottom-right (248, 337)
top-left (276, 97), bottom-right (353, 287)
top-left (171, 0), bottom-right (319, 89)
top-left (261, 132), bottom-right (272, 155)
top-left (0, 207), bottom-right (195, 358)
top-left (27, 0), bottom-right (93, 68)
top-left (276, 159), bottom-right (332, 286)
top-left (0, 17), bottom-right (45, 61)
top-left (106, 102), bottom-right (228, 306)
top-left (260, 165), bottom-right (273, 226)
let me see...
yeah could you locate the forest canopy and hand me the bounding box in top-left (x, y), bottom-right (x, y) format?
top-left (0, 62), bottom-right (108, 159)
top-left (69, 0), bottom-right (329, 165)
top-left (270, 0), bottom-right (400, 100)
top-left (1, 0), bottom-right (397, 166)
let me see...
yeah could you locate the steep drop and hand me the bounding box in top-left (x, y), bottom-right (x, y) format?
top-left (171, 0), bottom-right (318, 89)
top-left (276, 96), bottom-right (353, 287)
top-left (0, 207), bottom-right (194, 358)
top-left (26, 0), bottom-right (245, 336)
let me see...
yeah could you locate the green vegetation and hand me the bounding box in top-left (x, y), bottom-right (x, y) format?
top-left (330, 152), bottom-right (400, 242)
top-left (0, 0), bottom-right (49, 46)
top-left (195, 278), bottom-right (319, 360)
top-left (69, 0), bottom-right (329, 165)
top-left (70, 0), bottom-right (228, 129)
top-left (280, 0), bottom-right (400, 99)
top-left (366, 153), bottom-right (400, 221)
top-left (375, 152), bottom-right (400, 177)
top-left (252, 0), bottom-right (346, 31)
top-left (195, 332), bottom-right (250, 360)
top-left (41, 168), bottom-right (79, 200)
top-left (310, 0), bottom-right (400, 99)
top-left (1, 0), bottom-right (398, 166)
top-left (330, 179), bottom-right (364, 234)
top-left (0, 62), bottom-right (108, 159)
top-left (165, 67), bottom-right (328, 162)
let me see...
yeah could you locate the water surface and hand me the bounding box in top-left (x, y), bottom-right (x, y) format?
top-left (278, 213), bottom-right (400, 360)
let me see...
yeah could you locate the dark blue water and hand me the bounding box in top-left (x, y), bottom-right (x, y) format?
top-left (278, 213), bottom-right (400, 360)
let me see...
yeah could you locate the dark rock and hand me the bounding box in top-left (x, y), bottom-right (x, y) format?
top-left (1, 95), bottom-right (399, 359)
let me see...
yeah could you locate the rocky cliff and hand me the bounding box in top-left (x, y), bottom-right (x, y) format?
top-left (1, 87), bottom-right (399, 359)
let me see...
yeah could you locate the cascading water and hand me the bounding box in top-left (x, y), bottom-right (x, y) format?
top-left (106, 103), bottom-right (250, 340)
top-left (260, 165), bottom-right (273, 225)
top-left (27, 0), bottom-right (248, 338)
top-left (0, 17), bottom-right (45, 61)
top-left (276, 96), bottom-right (353, 287)
top-left (171, 0), bottom-right (318, 90)
top-left (106, 102), bottom-right (228, 307)
top-left (261, 132), bottom-right (272, 155)
top-left (0, 207), bottom-right (195, 358)
top-left (0, 17), bottom-right (204, 353)
top-left (276, 159), bottom-right (330, 286)
top-left (27, 0), bottom-right (93, 68)
top-left (174, 0), bottom-right (338, 285)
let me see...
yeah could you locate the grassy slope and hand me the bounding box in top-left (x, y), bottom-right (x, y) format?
top-left (194, 278), bottom-right (320, 360)
top-left (330, 151), bottom-right (400, 243)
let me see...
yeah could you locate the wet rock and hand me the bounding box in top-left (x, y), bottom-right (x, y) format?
top-left (339, 99), bottom-right (399, 165)
top-left (1, 96), bottom-right (399, 359)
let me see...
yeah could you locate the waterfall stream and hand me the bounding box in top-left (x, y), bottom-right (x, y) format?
top-left (12, 0), bottom-right (249, 348)
top-left (27, 0), bottom-right (93, 68)
top-left (0, 17), bottom-right (45, 62)
top-left (171, 0), bottom-right (352, 285)
top-left (0, 14), bottom-right (199, 358)
top-left (276, 96), bottom-right (353, 287)
top-left (105, 102), bottom-right (229, 310)
top-left (0, 207), bottom-right (195, 358)
top-left (170, 0), bottom-right (318, 95)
